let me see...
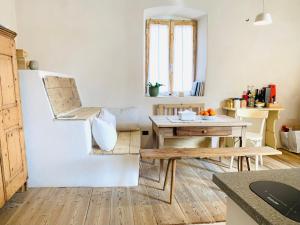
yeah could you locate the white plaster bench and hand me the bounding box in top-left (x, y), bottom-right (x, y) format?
top-left (19, 70), bottom-right (140, 187)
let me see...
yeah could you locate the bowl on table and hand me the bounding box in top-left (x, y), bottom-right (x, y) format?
top-left (201, 115), bottom-right (217, 121)
top-left (199, 108), bottom-right (217, 120)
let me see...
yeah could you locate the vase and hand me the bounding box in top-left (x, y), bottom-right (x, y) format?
top-left (29, 60), bottom-right (39, 70)
top-left (149, 87), bottom-right (159, 97)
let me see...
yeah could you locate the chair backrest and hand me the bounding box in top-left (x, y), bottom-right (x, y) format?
top-left (155, 103), bottom-right (205, 115)
top-left (236, 109), bottom-right (269, 136)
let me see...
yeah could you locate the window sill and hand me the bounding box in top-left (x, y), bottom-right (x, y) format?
top-left (144, 95), bottom-right (204, 98)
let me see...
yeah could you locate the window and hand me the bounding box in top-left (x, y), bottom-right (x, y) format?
top-left (145, 19), bottom-right (197, 96)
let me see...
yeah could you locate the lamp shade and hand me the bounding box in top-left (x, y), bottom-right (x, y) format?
top-left (254, 12), bottom-right (272, 25)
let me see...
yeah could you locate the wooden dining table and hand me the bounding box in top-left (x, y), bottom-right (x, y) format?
top-left (150, 115), bottom-right (251, 148)
top-left (149, 115), bottom-right (251, 178)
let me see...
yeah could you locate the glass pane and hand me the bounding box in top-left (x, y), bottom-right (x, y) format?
top-left (173, 25), bottom-right (194, 94)
top-left (148, 24), bottom-right (169, 94)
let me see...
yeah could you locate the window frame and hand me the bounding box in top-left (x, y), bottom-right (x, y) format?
top-left (145, 19), bottom-right (198, 95)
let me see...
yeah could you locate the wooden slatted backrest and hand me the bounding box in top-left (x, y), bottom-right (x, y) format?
top-left (43, 76), bottom-right (81, 117)
top-left (155, 103), bottom-right (205, 115)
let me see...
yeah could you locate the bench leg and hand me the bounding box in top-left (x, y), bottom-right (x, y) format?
top-left (163, 159), bottom-right (172, 191)
top-left (169, 159), bottom-right (177, 204)
top-left (159, 159), bottom-right (164, 183)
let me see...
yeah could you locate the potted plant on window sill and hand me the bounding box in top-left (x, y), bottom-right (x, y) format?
top-left (147, 82), bottom-right (163, 97)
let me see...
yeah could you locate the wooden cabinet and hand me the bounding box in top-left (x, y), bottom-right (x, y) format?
top-left (0, 26), bottom-right (27, 207)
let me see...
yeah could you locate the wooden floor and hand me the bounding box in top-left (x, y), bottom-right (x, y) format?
top-left (0, 150), bottom-right (300, 225)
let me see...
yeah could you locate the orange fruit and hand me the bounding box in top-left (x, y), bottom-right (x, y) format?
top-left (210, 111), bottom-right (217, 116)
top-left (204, 111), bottom-right (209, 116)
top-left (200, 111), bottom-right (205, 116)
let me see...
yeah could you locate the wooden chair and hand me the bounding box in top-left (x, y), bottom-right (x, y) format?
top-left (230, 109), bottom-right (269, 170)
top-left (156, 103), bottom-right (204, 116)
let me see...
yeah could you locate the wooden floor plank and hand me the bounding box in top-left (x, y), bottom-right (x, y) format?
top-left (0, 150), bottom-right (299, 225)
top-left (84, 188), bottom-right (112, 225)
top-left (175, 160), bottom-right (223, 224)
top-left (5, 188), bottom-right (52, 225)
top-left (129, 185), bottom-right (157, 225)
top-left (0, 188), bottom-right (36, 225)
top-left (53, 188), bottom-right (92, 225)
top-left (141, 160), bottom-right (188, 225)
top-left (110, 188), bottom-right (135, 225)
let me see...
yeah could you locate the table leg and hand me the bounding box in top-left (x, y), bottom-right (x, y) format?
top-left (152, 124), bottom-right (158, 148)
top-left (240, 127), bottom-right (247, 148)
top-left (150, 125), bottom-right (157, 165)
top-left (246, 157), bottom-right (251, 171)
top-left (240, 156), bottom-right (244, 171)
top-left (158, 134), bottom-right (165, 183)
top-left (219, 137), bottom-right (225, 162)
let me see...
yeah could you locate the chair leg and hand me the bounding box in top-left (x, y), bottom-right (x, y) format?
top-left (254, 139), bottom-right (263, 166)
top-left (260, 155), bottom-right (263, 166)
top-left (230, 137), bottom-right (239, 169)
top-left (255, 155), bottom-right (259, 171)
top-left (230, 156), bottom-right (234, 169)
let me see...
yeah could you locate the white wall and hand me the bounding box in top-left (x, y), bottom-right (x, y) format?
top-left (0, 0), bottom-right (17, 31)
top-left (15, 0), bottom-right (300, 147)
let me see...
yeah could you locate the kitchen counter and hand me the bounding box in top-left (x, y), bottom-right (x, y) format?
top-left (213, 169), bottom-right (300, 225)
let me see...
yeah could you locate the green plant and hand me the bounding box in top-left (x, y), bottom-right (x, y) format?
top-left (147, 82), bottom-right (163, 88)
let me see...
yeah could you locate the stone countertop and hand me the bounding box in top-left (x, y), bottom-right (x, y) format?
top-left (213, 168), bottom-right (300, 225)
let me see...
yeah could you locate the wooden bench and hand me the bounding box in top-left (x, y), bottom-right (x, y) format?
top-left (140, 147), bottom-right (282, 204)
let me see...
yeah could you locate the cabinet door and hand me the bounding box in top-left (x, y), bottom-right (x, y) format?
top-left (0, 160), bottom-right (5, 207)
top-left (0, 146), bottom-right (5, 208)
top-left (0, 38), bottom-right (27, 201)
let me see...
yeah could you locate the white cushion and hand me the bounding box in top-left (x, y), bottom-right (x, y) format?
top-left (108, 107), bottom-right (140, 131)
top-left (98, 108), bottom-right (116, 128)
top-left (92, 118), bottom-right (117, 151)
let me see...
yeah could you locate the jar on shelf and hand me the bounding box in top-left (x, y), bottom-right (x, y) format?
top-left (233, 98), bottom-right (241, 109)
top-left (240, 99), bottom-right (247, 108)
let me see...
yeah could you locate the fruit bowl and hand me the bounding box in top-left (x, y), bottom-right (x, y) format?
top-left (199, 108), bottom-right (217, 120)
top-left (201, 115), bottom-right (217, 121)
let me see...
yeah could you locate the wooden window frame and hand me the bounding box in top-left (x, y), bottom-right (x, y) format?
top-left (145, 19), bottom-right (198, 95)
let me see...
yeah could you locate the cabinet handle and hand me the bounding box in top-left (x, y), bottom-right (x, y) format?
top-left (201, 129), bottom-right (207, 134)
